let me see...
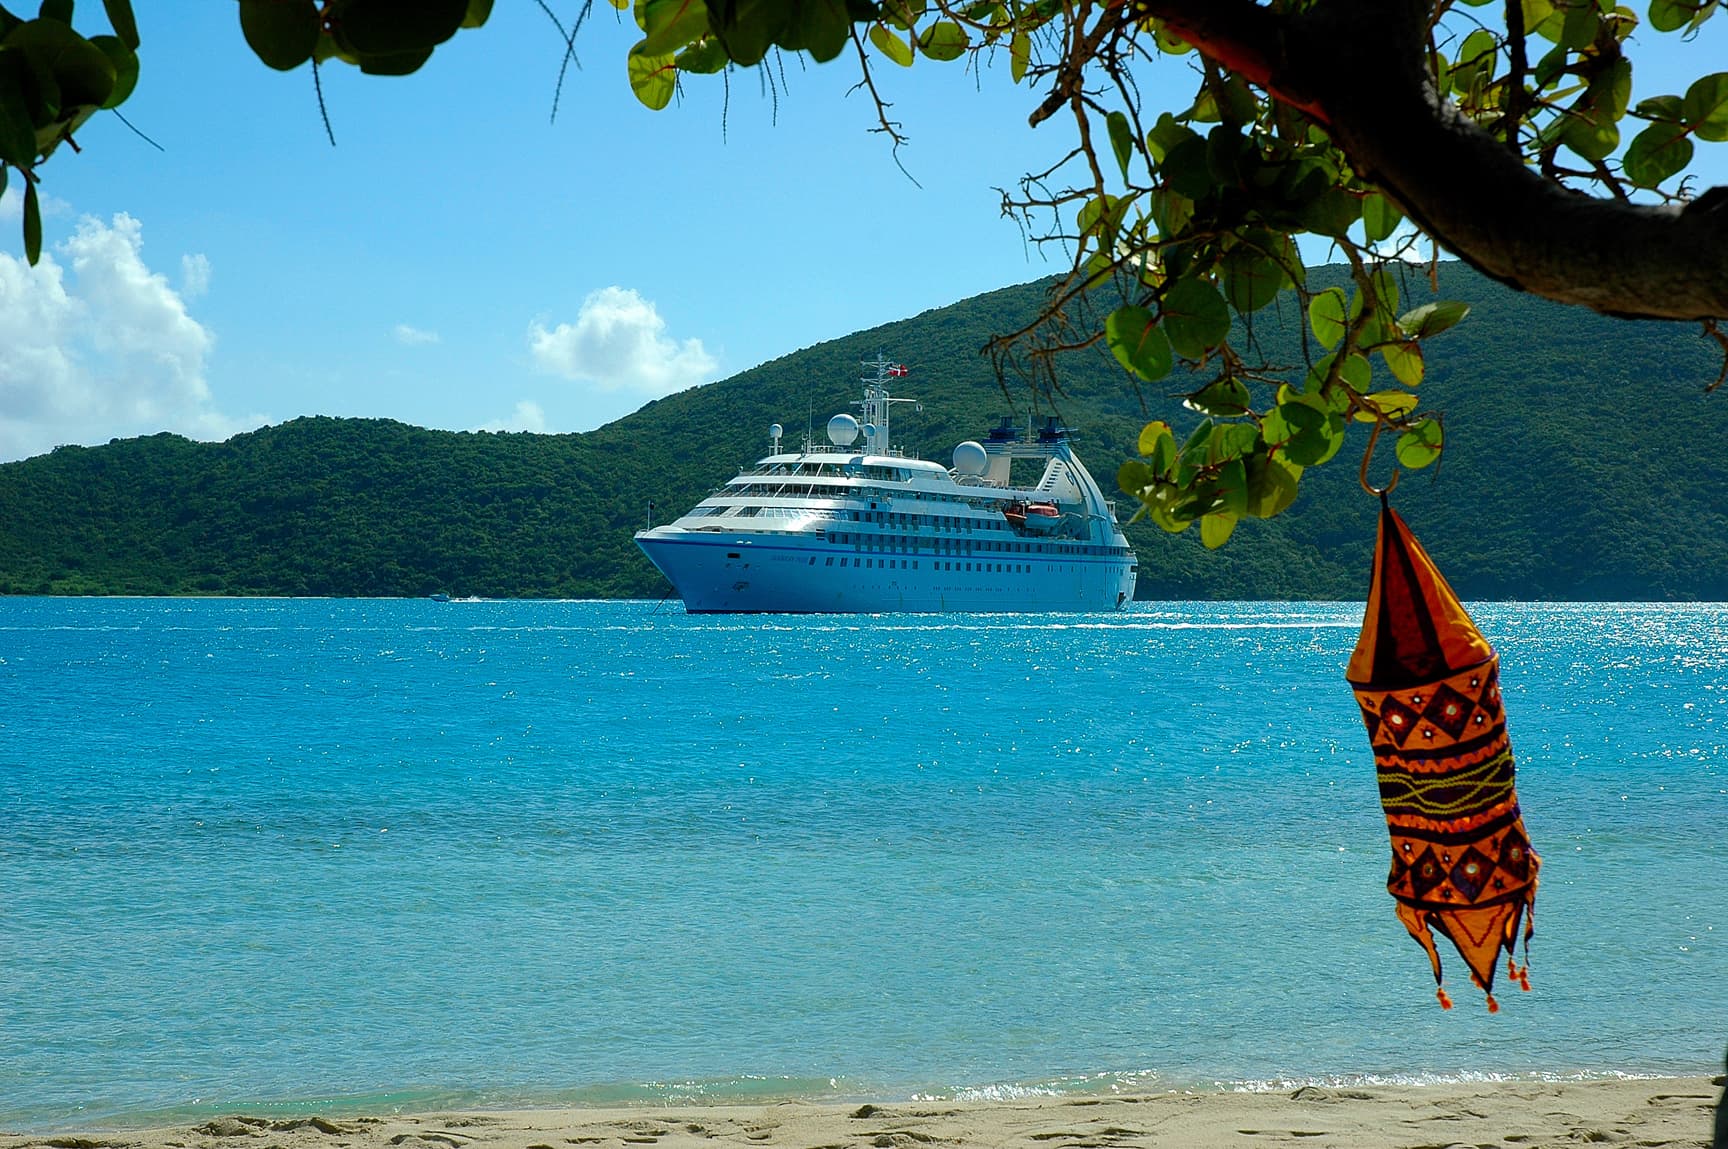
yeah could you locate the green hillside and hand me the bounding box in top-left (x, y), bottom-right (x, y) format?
top-left (2, 262), bottom-right (1726, 600)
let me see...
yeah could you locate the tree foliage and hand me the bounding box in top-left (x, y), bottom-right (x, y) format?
top-left (3, 0), bottom-right (1725, 550)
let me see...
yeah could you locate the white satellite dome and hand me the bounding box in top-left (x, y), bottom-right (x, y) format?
top-left (863, 422), bottom-right (878, 440)
top-left (952, 440), bottom-right (988, 476)
top-left (769, 423), bottom-right (783, 439)
top-left (827, 413), bottom-right (861, 446)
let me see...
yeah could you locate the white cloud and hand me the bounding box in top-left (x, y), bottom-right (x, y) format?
top-left (393, 322), bottom-right (440, 346)
top-left (473, 400), bottom-right (549, 434)
top-left (528, 286), bottom-right (716, 397)
top-left (180, 252), bottom-right (212, 297)
top-left (0, 213), bottom-right (261, 461)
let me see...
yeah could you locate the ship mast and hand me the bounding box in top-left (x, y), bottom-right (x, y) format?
top-left (859, 352), bottom-right (916, 457)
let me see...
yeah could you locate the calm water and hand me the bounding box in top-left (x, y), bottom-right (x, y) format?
top-left (1, 599), bottom-right (1725, 1129)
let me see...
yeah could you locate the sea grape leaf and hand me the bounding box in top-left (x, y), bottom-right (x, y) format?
top-left (1107, 109), bottom-right (1133, 181)
top-left (1352, 390), bottom-right (1420, 422)
top-left (1683, 71), bottom-right (1728, 141)
top-left (1396, 418), bottom-right (1444, 468)
top-left (1362, 193), bottom-right (1402, 243)
top-left (1106, 304), bottom-right (1173, 382)
top-left (1200, 511), bottom-right (1237, 549)
top-left (641, 0), bottom-right (710, 55)
top-left (868, 22), bottom-right (913, 65)
top-left (102, 0), bottom-right (138, 48)
top-left (1185, 377), bottom-right (1252, 418)
top-left (23, 175), bottom-right (40, 263)
top-left (1624, 120), bottom-right (1693, 187)
top-left (1162, 276), bottom-right (1230, 359)
top-left (916, 20), bottom-right (967, 60)
top-left (239, 0), bottom-right (319, 70)
top-left (1308, 286), bottom-right (1346, 349)
top-left (1397, 300), bottom-right (1470, 339)
top-left (627, 41), bottom-right (677, 109)
top-left (1381, 339), bottom-right (1424, 387)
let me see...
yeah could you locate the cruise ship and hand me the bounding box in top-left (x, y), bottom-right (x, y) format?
top-left (635, 356), bottom-right (1139, 613)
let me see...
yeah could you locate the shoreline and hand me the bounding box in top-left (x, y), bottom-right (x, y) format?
top-left (6, 1077), bottom-right (1721, 1148)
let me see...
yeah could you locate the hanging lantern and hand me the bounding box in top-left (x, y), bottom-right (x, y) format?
top-left (1346, 458), bottom-right (1539, 1011)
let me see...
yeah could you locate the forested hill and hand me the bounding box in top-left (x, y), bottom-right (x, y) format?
top-left (3, 261), bottom-right (1727, 600)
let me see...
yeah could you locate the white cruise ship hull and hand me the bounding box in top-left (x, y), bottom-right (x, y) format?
top-left (637, 530), bottom-right (1134, 614)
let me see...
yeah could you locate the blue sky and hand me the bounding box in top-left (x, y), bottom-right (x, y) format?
top-left (0, 4), bottom-right (1723, 461)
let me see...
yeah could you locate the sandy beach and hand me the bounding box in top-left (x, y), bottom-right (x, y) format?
top-left (7, 1078), bottom-right (1721, 1149)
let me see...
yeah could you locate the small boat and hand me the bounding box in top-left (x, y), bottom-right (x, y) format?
top-left (429, 593), bottom-right (451, 603)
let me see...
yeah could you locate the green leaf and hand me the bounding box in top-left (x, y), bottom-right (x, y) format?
top-left (1635, 93), bottom-right (1684, 121)
top-left (1221, 240), bottom-right (1285, 313)
top-left (1145, 112), bottom-right (1194, 163)
top-left (1396, 419), bottom-right (1444, 469)
top-left (1106, 109), bottom-right (1133, 181)
top-left (1200, 510), bottom-right (1237, 549)
top-left (1381, 340), bottom-right (1424, 387)
top-left (1244, 452), bottom-right (1300, 519)
top-left (1008, 28), bottom-right (1028, 82)
top-left (102, 0), bottom-right (137, 48)
top-left (1649, 0), bottom-right (1701, 32)
top-left (357, 45), bottom-right (433, 74)
top-left (1353, 390), bottom-right (1420, 422)
top-left (777, 0), bottom-right (849, 62)
top-left (338, 0), bottom-right (468, 54)
top-left (640, 0), bottom-right (709, 55)
top-left (1117, 458), bottom-right (1154, 497)
top-left (1563, 106), bottom-right (1620, 162)
top-left (1136, 419), bottom-right (1174, 463)
top-left (6, 17), bottom-right (115, 108)
top-left (239, 0), bottom-right (319, 70)
top-left (1105, 304), bottom-right (1172, 382)
top-left (868, 22), bottom-right (913, 65)
top-left (38, 0), bottom-right (70, 24)
top-left (462, 0), bottom-right (493, 29)
top-left (1682, 72), bottom-right (1728, 141)
top-left (1362, 193), bottom-right (1402, 243)
top-left (88, 32), bottom-right (133, 107)
top-left (674, 36), bottom-right (728, 72)
top-left (627, 40), bottom-right (677, 109)
top-left (23, 173), bottom-right (40, 264)
top-left (1623, 119), bottom-right (1694, 187)
top-left (1217, 457), bottom-right (1249, 517)
top-left (916, 20), bottom-right (967, 60)
top-left (1161, 276), bottom-right (1230, 359)
top-left (0, 51), bottom-right (36, 165)
top-left (1279, 400), bottom-right (1342, 466)
top-left (1185, 377), bottom-right (1252, 418)
top-left (1159, 134), bottom-right (1212, 200)
top-left (1300, 186), bottom-right (1360, 238)
top-left (1308, 286), bottom-right (1346, 348)
top-left (1396, 300), bottom-right (1470, 339)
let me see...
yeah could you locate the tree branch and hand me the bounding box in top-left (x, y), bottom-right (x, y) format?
top-left (1139, 0), bottom-right (1728, 322)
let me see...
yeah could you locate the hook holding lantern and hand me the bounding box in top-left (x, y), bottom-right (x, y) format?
top-left (1359, 419), bottom-right (1401, 498)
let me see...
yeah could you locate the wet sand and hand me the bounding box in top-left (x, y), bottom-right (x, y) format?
top-left (7, 1076), bottom-right (1721, 1149)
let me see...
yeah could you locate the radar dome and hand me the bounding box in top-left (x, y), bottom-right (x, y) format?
top-left (827, 413), bottom-right (861, 446)
top-left (952, 440), bottom-right (988, 476)
top-left (769, 423), bottom-right (783, 439)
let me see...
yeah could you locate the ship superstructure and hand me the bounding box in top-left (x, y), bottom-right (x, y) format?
top-left (634, 355), bottom-right (1138, 613)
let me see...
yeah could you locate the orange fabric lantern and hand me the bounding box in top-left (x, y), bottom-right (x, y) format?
top-left (1346, 498), bottom-right (1539, 1011)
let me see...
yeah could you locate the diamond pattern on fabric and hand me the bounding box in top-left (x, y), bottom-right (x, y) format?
top-left (1422, 683), bottom-right (1475, 740)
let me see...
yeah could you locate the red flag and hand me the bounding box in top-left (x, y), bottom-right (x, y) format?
top-left (888, 364), bottom-right (908, 377)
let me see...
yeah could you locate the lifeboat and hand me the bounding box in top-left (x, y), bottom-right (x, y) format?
top-left (1005, 501), bottom-right (1062, 534)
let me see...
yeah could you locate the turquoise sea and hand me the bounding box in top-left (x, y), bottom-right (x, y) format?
top-left (2, 599), bottom-right (1725, 1130)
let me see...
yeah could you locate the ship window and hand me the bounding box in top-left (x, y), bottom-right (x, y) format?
top-left (825, 557), bottom-right (833, 566)
top-left (809, 557), bottom-right (816, 565)
top-left (727, 552), bottom-right (741, 559)
top-left (840, 558), bottom-right (848, 567)
top-left (913, 562), bottom-right (919, 570)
